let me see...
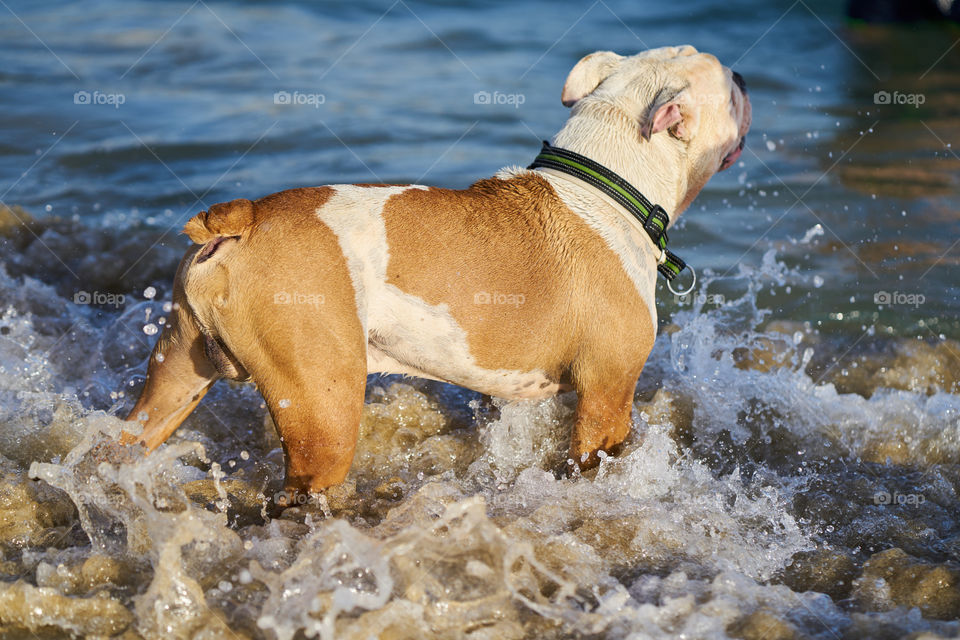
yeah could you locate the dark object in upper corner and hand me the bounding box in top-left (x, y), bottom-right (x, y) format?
top-left (847, 0), bottom-right (959, 22)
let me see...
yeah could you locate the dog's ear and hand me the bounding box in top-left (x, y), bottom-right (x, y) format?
top-left (640, 88), bottom-right (697, 141)
top-left (561, 51), bottom-right (624, 107)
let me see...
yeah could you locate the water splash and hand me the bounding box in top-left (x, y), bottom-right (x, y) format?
top-left (0, 245), bottom-right (958, 638)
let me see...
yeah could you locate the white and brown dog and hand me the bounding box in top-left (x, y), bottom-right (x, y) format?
top-left (123, 45), bottom-right (751, 500)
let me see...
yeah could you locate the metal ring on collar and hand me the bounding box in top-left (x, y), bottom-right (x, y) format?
top-left (666, 265), bottom-right (696, 297)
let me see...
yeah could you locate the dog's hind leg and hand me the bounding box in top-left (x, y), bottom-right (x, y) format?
top-left (231, 271), bottom-right (367, 499)
top-left (180, 193), bottom-right (368, 498)
top-left (237, 236), bottom-right (367, 498)
top-left (122, 250), bottom-right (220, 450)
top-left (254, 322), bottom-right (367, 500)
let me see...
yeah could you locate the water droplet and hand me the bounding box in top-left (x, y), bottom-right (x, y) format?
top-left (278, 399), bottom-right (291, 409)
top-left (143, 286), bottom-right (157, 299)
top-left (143, 323), bottom-right (159, 336)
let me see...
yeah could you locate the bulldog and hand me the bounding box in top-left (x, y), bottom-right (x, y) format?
top-left (123, 45), bottom-right (751, 501)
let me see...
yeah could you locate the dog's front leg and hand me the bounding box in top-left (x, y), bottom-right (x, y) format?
top-left (568, 356), bottom-right (644, 469)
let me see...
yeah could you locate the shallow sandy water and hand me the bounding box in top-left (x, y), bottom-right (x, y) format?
top-left (0, 214), bottom-right (957, 638)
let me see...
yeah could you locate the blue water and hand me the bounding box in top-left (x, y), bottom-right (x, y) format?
top-left (2, 0), bottom-right (958, 337)
top-left (2, 3), bottom-right (960, 638)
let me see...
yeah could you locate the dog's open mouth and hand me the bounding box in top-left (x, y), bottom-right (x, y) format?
top-left (720, 136), bottom-right (745, 171)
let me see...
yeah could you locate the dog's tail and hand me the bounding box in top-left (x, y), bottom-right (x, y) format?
top-left (183, 198), bottom-right (256, 244)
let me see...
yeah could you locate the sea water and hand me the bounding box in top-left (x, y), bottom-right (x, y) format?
top-left (1, 0), bottom-right (958, 637)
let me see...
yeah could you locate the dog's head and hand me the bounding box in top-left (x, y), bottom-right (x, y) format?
top-left (559, 46), bottom-right (751, 211)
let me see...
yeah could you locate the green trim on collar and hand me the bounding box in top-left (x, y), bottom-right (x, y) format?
top-left (528, 142), bottom-right (688, 283)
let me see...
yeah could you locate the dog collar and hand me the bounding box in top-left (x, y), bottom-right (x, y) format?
top-left (528, 141), bottom-right (694, 294)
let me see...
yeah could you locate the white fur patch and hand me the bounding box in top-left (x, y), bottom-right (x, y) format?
top-left (314, 184), bottom-right (422, 331)
top-left (317, 184), bottom-right (560, 400)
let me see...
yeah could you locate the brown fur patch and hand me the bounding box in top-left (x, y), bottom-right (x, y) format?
top-left (381, 173), bottom-right (656, 381)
